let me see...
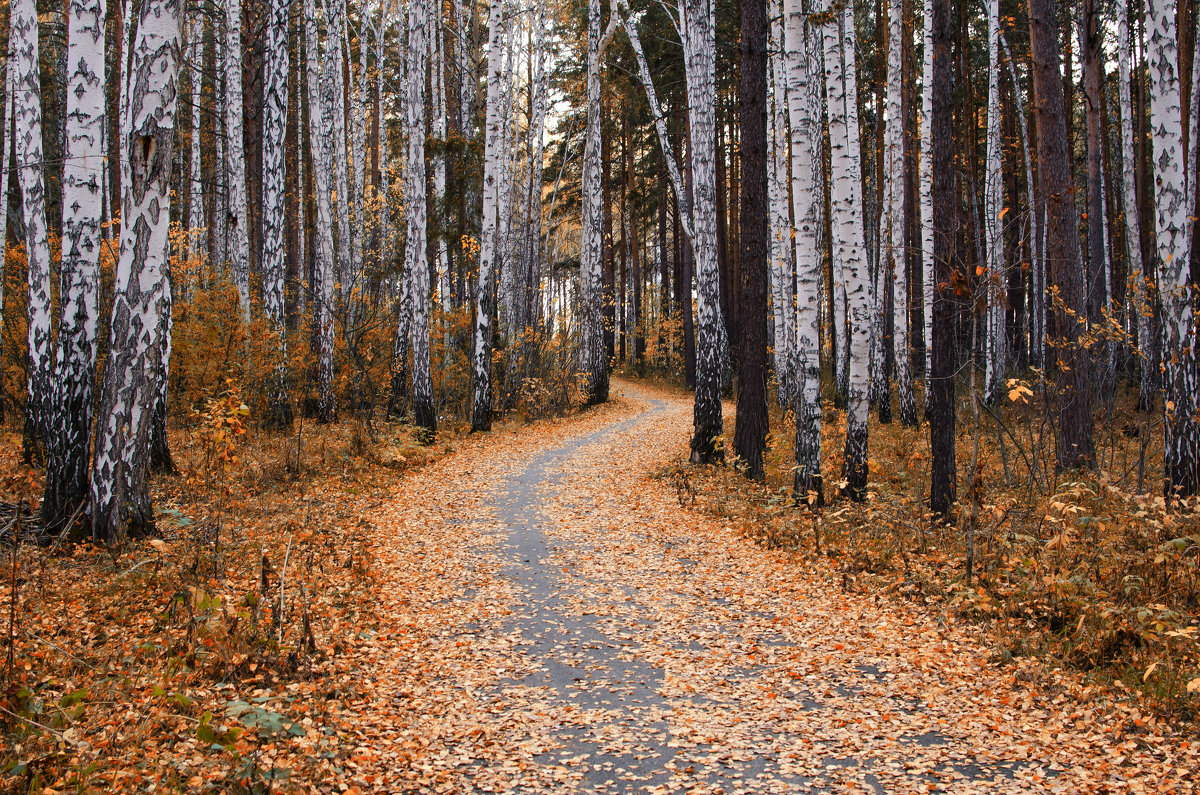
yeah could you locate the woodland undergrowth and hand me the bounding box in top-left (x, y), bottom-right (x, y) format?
top-left (0, 389), bottom-right (482, 793)
top-left (665, 375), bottom-right (1200, 727)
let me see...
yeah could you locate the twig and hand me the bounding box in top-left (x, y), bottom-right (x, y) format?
top-left (278, 531), bottom-right (294, 647)
top-left (7, 502), bottom-right (21, 682)
top-left (0, 703), bottom-right (65, 739)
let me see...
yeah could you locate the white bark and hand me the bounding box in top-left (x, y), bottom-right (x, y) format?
top-left (348, 15), bottom-right (367, 297)
top-left (406, 0), bottom-right (435, 433)
top-left (327, 0), bottom-right (353, 301)
top-left (307, 0), bottom-right (336, 420)
top-left (187, 15), bottom-right (205, 265)
top-left (263, 0), bottom-right (289, 327)
top-left (44, 0), bottom-right (106, 527)
top-left (768, 5), bottom-right (793, 406)
top-left (1147, 0), bottom-right (1198, 494)
top-left (825, 3), bottom-right (871, 498)
top-left (91, 0), bottom-right (182, 540)
top-left (0, 70), bottom-right (11, 327)
top-left (886, 0), bottom-right (914, 425)
top-left (261, 0), bottom-right (290, 423)
top-left (983, 0), bottom-right (1005, 405)
top-left (682, 0), bottom-right (723, 460)
top-left (224, 0), bottom-right (250, 315)
top-left (919, 0), bottom-right (933, 407)
top-left (783, 0), bottom-right (822, 500)
top-left (10, 0), bottom-right (54, 448)
top-left (472, 0), bottom-right (507, 428)
top-left (578, 0), bottom-right (619, 407)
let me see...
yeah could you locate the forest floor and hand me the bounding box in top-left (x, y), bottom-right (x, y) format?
top-left (2, 379), bottom-right (1198, 792)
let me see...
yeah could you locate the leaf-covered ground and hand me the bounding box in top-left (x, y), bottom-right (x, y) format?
top-left (331, 381), bottom-right (1196, 793)
top-left (3, 380), bottom-right (1196, 792)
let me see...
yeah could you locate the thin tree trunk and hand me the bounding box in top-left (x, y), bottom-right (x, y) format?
top-left (225, 0), bottom-right (250, 315)
top-left (262, 0), bottom-right (292, 428)
top-left (406, 0), bottom-right (435, 437)
top-left (886, 0), bottom-right (916, 425)
top-left (929, 0), bottom-right (956, 517)
top-left (471, 0), bottom-right (510, 428)
top-left (983, 0), bottom-right (1006, 405)
top-left (1029, 0), bottom-right (1093, 471)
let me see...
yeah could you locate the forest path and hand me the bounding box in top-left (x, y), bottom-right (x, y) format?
top-left (335, 381), bottom-right (1186, 793)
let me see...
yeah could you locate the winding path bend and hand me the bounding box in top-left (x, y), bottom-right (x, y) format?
top-left (337, 382), bottom-right (1190, 793)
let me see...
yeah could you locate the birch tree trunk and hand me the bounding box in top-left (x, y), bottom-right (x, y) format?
top-left (578, 0), bottom-right (613, 407)
top-left (683, 0), bottom-right (723, 463)
top-left (886, 0), bottom-right (916, 425)
top-left (262, 0), bottom-right (292, 427)
top-left (405, 0), bottom-right (435, 437)
top-left (10, 0), bottom-right (54, 459)
top-left (187, 14), bottom-right (205, 267)
top-left (348, 15), bottom-right (366, 296)
top-left (825, 3), bottom-right (872, 500)
top-left (783, 0), bottom-right (822, 504)
top-left (983, 0), bottom-right (1006, 405)
top-left (919, 0), bottom-right (933, 410)
top-left (0, 71), bottom-right (11, 331)
top-left (91, 0), bottom-right (181, 541)
top-left (42, 0), bottom-right (106, 532)
top-left (327, 0), bottom-right (353, 302)
top-left (224, 0), bottom-right (251, 315)
top-left (471, 0), bottom-right (507, 429)
top-left (306, 0), bottom-right (336, 421)
top-left (768, 0), bottom-right (794, 408)
top-left (1148, 0), bottom-right (1198, 495)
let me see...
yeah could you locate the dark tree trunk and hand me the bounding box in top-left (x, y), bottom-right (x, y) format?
top-left (733, 0), bottom-right (769, 480)
top-left (929, 0), bottom-right (956, 518)
top-left (1029, 0), bottom-right (1093, 470)
top-left (1082, 0), bottom-right (1106, 333)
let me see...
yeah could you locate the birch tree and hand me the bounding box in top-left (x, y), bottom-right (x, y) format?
top-left (91, 0), bottom-right (182, 540)
top-left (983, 0), bottom-right (1005, 405)
top-left (783, 0), bottom-right (823, 503)
top-left (327, 0), bottom-right (353, 301)
top-left (683, 0), bottom-right (723, 463)
top-left (307, 0), bottom-right (337, 421)
top-left (919, 0), bottom-right (933, 407)
top-left (471, 0), bottom-right (508, 430)
top-left (262, 0), bottom-right (292, 427)
top-left (885, 0), bottom-right (915, 425)
top-left (187, 14), bottom-right (205, 264)
top-left (42, 0), bottom-right (107, 532)
top-left (1147, 0), bottom-right (1198, 495)
top-left (577, 0), bottom-right (617, 408)
top-left (768, 0), bottom-right (794, 408)
top-left (825, 3), bottom-right (871, 500)
top-left (405, 0), bottom-right (436, 437)
top-left (224, 0), bottom-right (251, 315)
top-left (10, 0), bottom-right (54, 457)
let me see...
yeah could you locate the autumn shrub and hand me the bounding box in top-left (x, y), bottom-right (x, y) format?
top-left (673, 376), bottom-right (1200, 722)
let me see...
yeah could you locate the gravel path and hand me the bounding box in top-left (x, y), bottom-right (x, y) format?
top-left (338, 382), bottom-right (1193, 793)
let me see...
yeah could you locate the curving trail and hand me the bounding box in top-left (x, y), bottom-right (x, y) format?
top-left (332, 381), bottom-right (1193, 793)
